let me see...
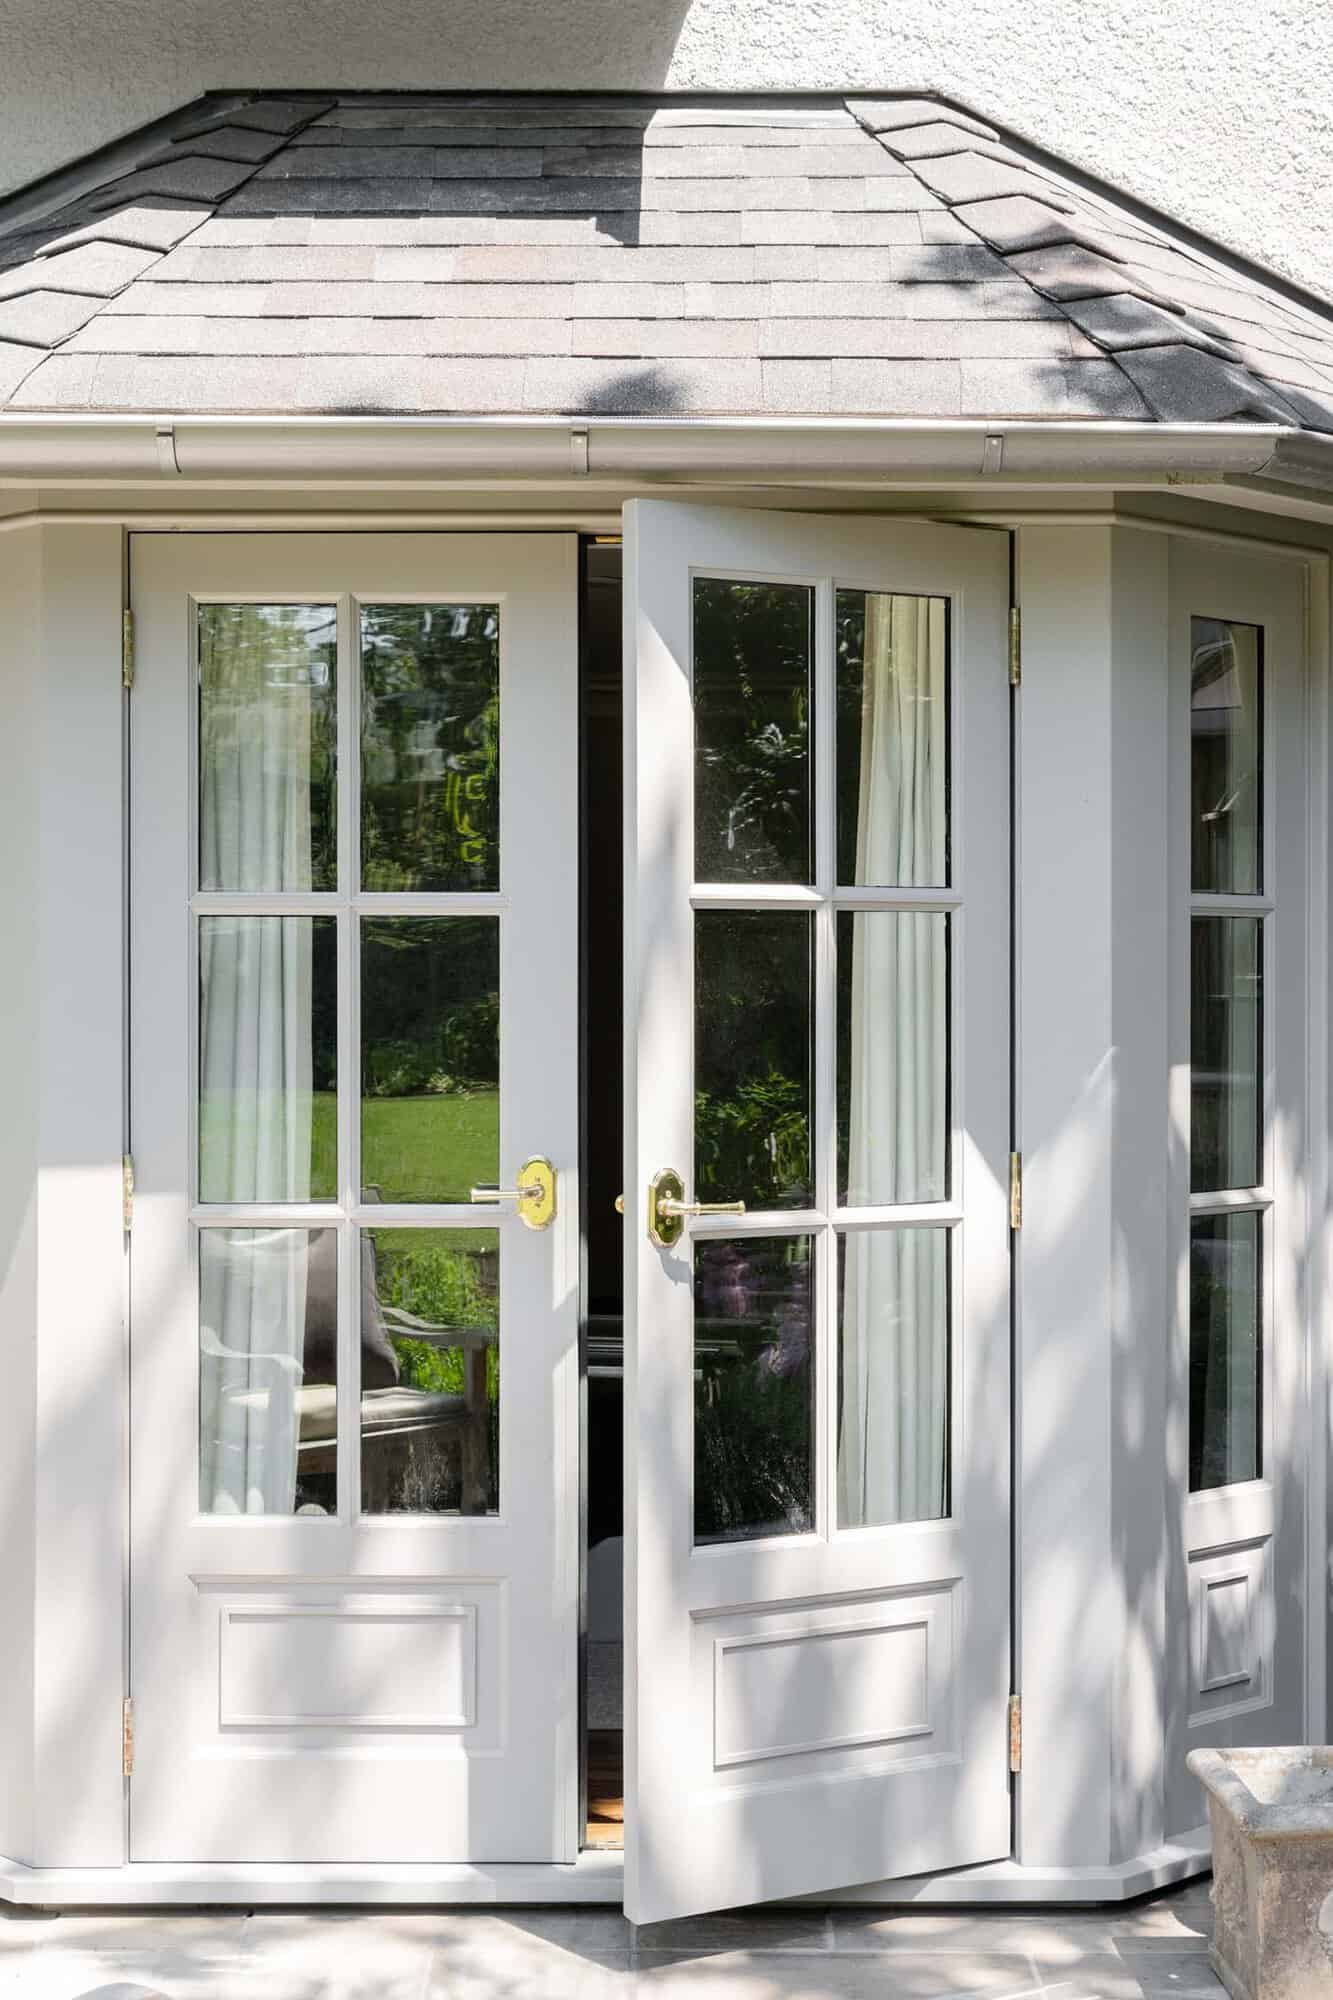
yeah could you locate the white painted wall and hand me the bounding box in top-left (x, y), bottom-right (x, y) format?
top-left (0, 531), bottom-right (40, 1865)
top-left (0, 524), bottom-right (127, 1866)
top-left (0, 0), bottom-right (1330, 300)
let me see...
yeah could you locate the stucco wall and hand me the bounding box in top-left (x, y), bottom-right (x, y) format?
top-left (0, 0), bottom-right (1329, 300)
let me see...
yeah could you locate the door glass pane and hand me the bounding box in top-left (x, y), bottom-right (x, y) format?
top-left (837, 1228), bottom-right (950, 1527)
top-left (360, 917), bottom-right (499, 1204)
top-left (1190, 1211), bottom-right (1261, 1490)
top-left (837, 912), bottom-right (949, 1205)
top-left (695, 910), bottom-right (813, 1211)
top-left (1191, 916), bottom-right (1262, 1193)
top-left (198, 1227), bottom-right (336, 1515)
top-left (694, 1234), bottom-right (814, 1544)
top-left (361, 602), bottom-right (500, 893)
top-left (837, 590), bottom-right (948, 888)
top-left (198, 603), bottom-right (337, 892)
top-left (693, 578), bottom-right (813, 884)
top-left (198, 915), bottom-right (337, 1203)
top-left (1192, 616), bottom-right (1262, 895)
top-left (360, 1229), bottom-right (499, 1515)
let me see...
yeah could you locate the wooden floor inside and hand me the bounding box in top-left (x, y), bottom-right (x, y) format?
top-left (585, 1729), bottom-right (624, 1850)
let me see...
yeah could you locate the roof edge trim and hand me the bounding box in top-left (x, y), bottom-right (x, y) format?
top-left (0, 415), bottom-right (1307, 485)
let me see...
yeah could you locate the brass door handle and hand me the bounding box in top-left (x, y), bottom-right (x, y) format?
top-left (646, 1168), bottom-right (745, 1249)
top-left (470, 1156), bottom-right (557, 1230)
top-left (657, 1197), bottom-right (746, 1219)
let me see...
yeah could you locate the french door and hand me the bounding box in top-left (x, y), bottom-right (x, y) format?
top-left (623, 503), bottom-right (1012, 1923)
top-left (128, 534), bottom-right (579, 1863)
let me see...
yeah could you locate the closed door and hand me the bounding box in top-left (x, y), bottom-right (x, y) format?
top-left (128, 533), bottom-right (579, 1863)
top-left (623, 503), bottom-right (1012, 1923)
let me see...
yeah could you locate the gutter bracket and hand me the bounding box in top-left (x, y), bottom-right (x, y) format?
top-left (981, 433), bottom-right (1005, 475)
top-left (570, 427), bottom-right (590, 476)
top-left (155, 424), bottom-right (180, 477)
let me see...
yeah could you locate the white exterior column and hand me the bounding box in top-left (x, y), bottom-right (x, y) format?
top-left (1015, 525), bottom-right (1171, 1871)
top-left (0, 523), bottom-right (126, 1867)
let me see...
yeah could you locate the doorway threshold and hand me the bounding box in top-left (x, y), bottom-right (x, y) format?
top-left (0, 1831), bottom-right (1210, 1909)
top-left (0, 1851), bottom-right (625, 1909)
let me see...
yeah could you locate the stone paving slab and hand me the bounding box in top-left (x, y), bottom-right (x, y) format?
top-left (0, 1882), bottom-right (1225, 2000)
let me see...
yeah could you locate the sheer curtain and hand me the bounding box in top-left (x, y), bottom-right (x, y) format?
top-left (838, 595), bottom-right (950, 1527)
top-left (198, 606), bottom-right (318, 1514)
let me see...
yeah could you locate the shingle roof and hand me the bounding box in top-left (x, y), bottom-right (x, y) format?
top-left (2, 90), bottom-right (1332, 426)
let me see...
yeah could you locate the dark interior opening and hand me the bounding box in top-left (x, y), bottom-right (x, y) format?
top-left (581, 537), bottom-right (625, 1848)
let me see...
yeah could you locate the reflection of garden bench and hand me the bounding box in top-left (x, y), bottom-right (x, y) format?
top-left (371, 1306), bottom-right (496, 1514)
top-left (215, 1315), bottom-right (496, 1515)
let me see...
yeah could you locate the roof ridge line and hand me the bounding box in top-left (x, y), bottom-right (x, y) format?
top-left (842, 98), bottom-right (1155, 418)
top-left (7, 98), bottom-right (338, 401)
top-left (843, 99), bottom-right (1326, 430)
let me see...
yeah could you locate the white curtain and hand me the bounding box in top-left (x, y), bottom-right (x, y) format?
top-left (197, 606), bottom-right (318, 1515)
top-left (838, 595), bottom-right (950, 1527)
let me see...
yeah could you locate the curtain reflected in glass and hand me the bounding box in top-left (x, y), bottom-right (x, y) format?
top-left (198, 915), bottom-right (337, 1204)
top-left (198, 603), bottom-right (337, 893)
top-left (836, 591), bottom-right (948, 888)
top-left (838, 911), bottom-right (948, 1206)
top-left (360, 1230), bottom-right (500, 1516)
top-left (198, 1227), bottom-right (337, 1515)
top-left (694, 1236), bottom-right (813, 1544)
top-left (837, 1229), bottom-right (949, 1527)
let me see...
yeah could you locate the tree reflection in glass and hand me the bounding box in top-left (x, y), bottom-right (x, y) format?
top-left (1190, 915), bottom-right (1262, 1194)
top-left (695, 910), bottom-right (813, 1210)
top-left (694, 1235), bottom-right (814, 1544)
top-left (1191, 617), bottom-right (1261, 896)
top-left (361, 603), bottom-right (500, 892)
top-left (1190, 1211), bottom-right (1261, 1491)
top-left (693, 579), bottom-right (813, 884)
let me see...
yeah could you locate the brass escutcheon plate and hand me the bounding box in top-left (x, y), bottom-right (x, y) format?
top-left (646, 1167), bottom-right (686, 1250)
top-left (516, 1155), bottom-right (558, 1231)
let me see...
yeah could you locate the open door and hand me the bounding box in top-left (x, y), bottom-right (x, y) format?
top-left (623, 502), bottom-right (1012, 1921)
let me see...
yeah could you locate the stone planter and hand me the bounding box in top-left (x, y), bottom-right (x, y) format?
top-left (1188, 1747), bottom-right (1333, 2000)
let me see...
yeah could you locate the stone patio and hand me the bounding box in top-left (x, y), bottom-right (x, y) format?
top-left (0, 1879), bottom-right (1225, 1998)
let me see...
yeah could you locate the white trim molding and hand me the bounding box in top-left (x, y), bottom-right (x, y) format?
top-left (0, 1835), bottom-right (1212, 1910)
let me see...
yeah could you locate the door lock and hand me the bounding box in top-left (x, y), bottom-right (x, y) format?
top-left (646, 1167), bottom-right (745, 1250)
top-left (470, 1156), bottom-right (558, 1230)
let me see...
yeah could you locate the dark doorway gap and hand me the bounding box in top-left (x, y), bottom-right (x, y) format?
top-left (580, 537), bottom-right (625, 1848)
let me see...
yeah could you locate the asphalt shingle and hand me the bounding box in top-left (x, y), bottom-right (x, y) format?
top-left (0, 86), bottom-right (1329, 426)
top-left (0, 290), bottom-right (105, 347)
top-left (849, 99), bottom-right (997, 140)
top-left (0, 240), bottom-right (160, 300)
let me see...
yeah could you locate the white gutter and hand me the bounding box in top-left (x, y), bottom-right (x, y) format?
top-left (0, 415), bottom-right (1321, 487)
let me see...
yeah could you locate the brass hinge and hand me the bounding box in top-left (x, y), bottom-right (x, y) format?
top-left (121, 608), bottom-right (135, 690)
top-left (1008, 1151), bottom-right (1022, 1232)
top-left (122, 1696), bottom-right (134, 1777)
top-left (1008, 605), bottom-right (1021, 687)
top-left (1008, 1693), bottom-right (1022, 1775)
top-left (122, 1154), bottom-right (134, 1232)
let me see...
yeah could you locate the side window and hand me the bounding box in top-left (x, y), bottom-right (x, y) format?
top-left (1188, 616), bottom-right (1264, 1491)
